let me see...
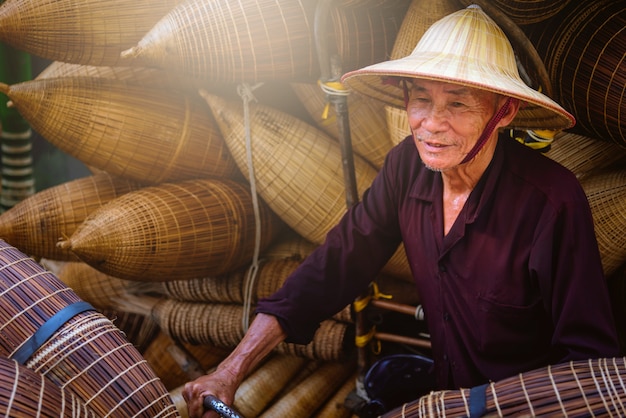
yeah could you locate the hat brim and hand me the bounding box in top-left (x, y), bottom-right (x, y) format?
top-left (342, 52), bottom-right (575, 131)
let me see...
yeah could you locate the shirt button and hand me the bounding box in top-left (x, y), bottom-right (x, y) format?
top-left (438, 263), bottom-right (446, 272)
top-left (443, 312), bottom-right (450, 322)
top-left (443, 354), bottom-right (448, 361)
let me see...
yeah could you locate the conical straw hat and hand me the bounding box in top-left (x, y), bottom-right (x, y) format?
top-left (342, 5), bottom-right (575, 130)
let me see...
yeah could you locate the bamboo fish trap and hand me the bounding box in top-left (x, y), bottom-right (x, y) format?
top-left (120, 0), bottom-right (319, 83)
top-left (523, 0), bottom-right (626, 146)
top-left (59, 178), bottom-right (284, 282)
top-left (459, 0), bottom-right (572, 25)
top-left (0, 356), bottom-right (98, 417)
top-left (0, 172), bottom-right (143, 261)
top-left (545, 132), bottom-right (626, 180)
top-left (142, 332), bottom-right (229, 390)
top-left (120, 295), bottom-right (353, 362)
top-left (291, 82), bottom-right (393, 170)
top-left (233, 354), bottom-right (309, 417)
top-left (258, 360), bottom-right (356, 418)
top-left (0, 0), bottom-right (183, 66)
top-left (136, 258), bottom-right (302, 305)
top-left (0, 240), bottom-right (178, 417)
top-left (201, 91), bottom-right (413, 281)
top-left (383, 357), bottom-right (626, 417)
top-left (199, 91), bottom-right (378, 245)
top-left (313, 371), bottom-right (358, 418)
top-left (0, 76), bottom-right (239, 184)
top-left (580, 168), bottom-right (626, 277)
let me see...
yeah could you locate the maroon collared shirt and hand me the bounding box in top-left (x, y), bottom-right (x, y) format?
top-left (256, 135), bottom-right (620, 389)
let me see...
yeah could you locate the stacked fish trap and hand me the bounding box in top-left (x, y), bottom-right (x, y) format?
top-left (383, 357), bottom-right (626, 417)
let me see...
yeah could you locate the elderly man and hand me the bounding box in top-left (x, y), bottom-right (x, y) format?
top-left (184, 5), bottom-right (619, 417)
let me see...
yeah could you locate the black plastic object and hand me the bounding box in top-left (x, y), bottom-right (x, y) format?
top-left (362, 353), bottom-right (435, 415)
top-left (203, 395), bottom-right (245, 418)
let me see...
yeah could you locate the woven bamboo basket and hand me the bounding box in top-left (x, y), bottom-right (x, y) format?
top-left (291, 81), bottom-right (393, 169)
top-left (0, 172), bottom-right (143, 261)
top-left (142, 332), bottom-right (229, 390)
top-left (0, 240), bottom-right (178, 417)
top-left (313, 371), bottom-right (358, 418)
top-left (545, 132), bottom-right (626, 179)
top-left (59, 178), bottom-right (283, 281)
top-left (99, 308), bottom-right (160, 354)
top-left (57, 261), bottom-right (137, 310)
top-left (458, 0), bottom-right (572, 26)
top-left (261, 230), bottom-right (318, 261)
top-left (0, 0), bottom-right (183, 66)
top-left (329, 0), bottom-right (409, 74)
top-left (580, 169), bottom-right (626, 277)
top-left (121, 295), bottom-right (352, 362)
top-left (200, 92), bottom-right (378, 245)
top-left (0, 356), bottom-right (99, 417)
top-left (138, 258), bottom-right (300, 304)
top-left (36, 61), bottom-right (212, 95)
top-left (234, 354), bottom-right (308, 418)
top-left (258, 360), bottom-right (356, 418)
top-left (202, 92), bottom-right (414, 281)
top-left (384, 0), bottom-right (463, 146)
top-left (120, 0), bottom-right (319, 83)
top-left (523, 0), bottom-right (626, 146)
top-left (0, 76), bottom-right (239, 184)
top-left (384, 357), bottom-right (626, 417)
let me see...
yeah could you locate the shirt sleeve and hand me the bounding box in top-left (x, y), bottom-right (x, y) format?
top-left (530, 178), bottom-right (621, 362)
top-left (255, 143), bottom-right (408, 344)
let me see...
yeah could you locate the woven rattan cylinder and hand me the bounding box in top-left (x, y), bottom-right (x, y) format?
top-left (329, 0), bottom-right (409, 74)
top-left (121, 0), bottom-right (319, 83)
top-left (0, 76), bottom-right (239, 184)
top-left (0, 0), bottom-right (184, 66)
top-left (37, 61), bottom-right (212, 95)
top-left (201, 92), bottom-right (378, 245)
top-left (0, 240), bottom-right (178, 417)
top-left (57, 261), bottom-right (136, 310)
top-left (291, 82), bottom-right (393, 169)
top-left (99, 308), bottom-right (160, 354)
top-left (145, 297), bottom-right (352, 361)
top-left (142, 332), bottom-right (229, 390)
top-left (275, 319), bottom-right (354, 362)
top-left (313, 371), bottom-right (357, 418)
top-left (523, 0), bottom-right (626, 145)
top-left (545, 132), bottom-right (626, 179)
top-left (59, 178), bottom-right (283, 281)
top-left (234, 354), bottom-right (308, 417)
top-left (0, 356), bottom-right (98, 417)
top-left (459, 0), bottom-right (572, 26)
top-left (580, 169), bottom-right (626, 277)
top-left (384, 357), bottom-right (626, 417)
top-left (0, 172), bottom-right (143, 261)
top-left (258, 360), bottom-right (356, 418)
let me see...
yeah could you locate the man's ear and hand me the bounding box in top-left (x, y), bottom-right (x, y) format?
top-left (499, 97), bottom-right (521, 127)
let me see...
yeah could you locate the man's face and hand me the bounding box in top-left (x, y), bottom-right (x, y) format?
top-left (406, 79), bottom-right (499, 171)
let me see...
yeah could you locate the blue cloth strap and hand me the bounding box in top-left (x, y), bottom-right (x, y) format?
top-left (469, 383), bottom-right (489, 417)
top-left (11, 301), bottom-right (95, 364)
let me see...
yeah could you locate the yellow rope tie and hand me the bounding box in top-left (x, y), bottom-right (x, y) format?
top-left (318, 79), bottom-right (350, 120)
top-left (354, 326), bottom-right (376, 348)
top-left (353, 282), bottom-right (393, 313)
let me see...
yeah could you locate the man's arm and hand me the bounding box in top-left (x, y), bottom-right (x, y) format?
top-left (183, 313), bottom-right (286, 418)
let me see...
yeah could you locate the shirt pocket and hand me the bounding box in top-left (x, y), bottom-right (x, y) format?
top-left (476, 295), bottom-right (548, 355)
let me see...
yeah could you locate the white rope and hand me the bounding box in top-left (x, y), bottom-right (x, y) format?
top-left (237, 82), bottom-right (264, 333)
